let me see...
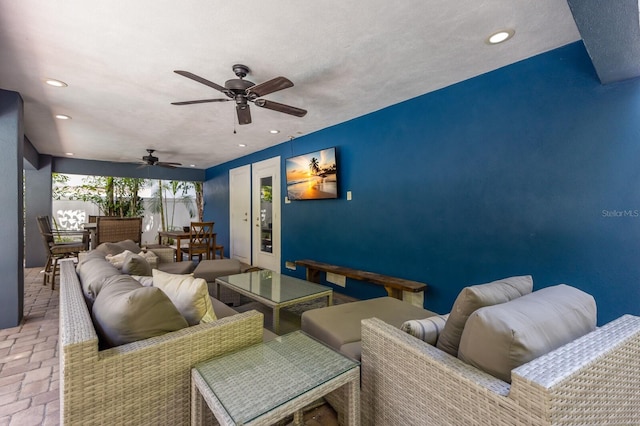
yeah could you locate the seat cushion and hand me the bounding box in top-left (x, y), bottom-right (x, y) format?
top-left (436, 275), bottom-right (533, 357)
top-left (458, 284), bottom-right (597, 383)
top-left (193, 259), bottom-right (243, 282)
top-left (92, 274), bottom-right (188, 348)
top-left (157, 261), bottom-right (195, 275)
top-left (77, 256), bottom-right (121, 303)
top-left (301, 297), bottom-right (437, 351)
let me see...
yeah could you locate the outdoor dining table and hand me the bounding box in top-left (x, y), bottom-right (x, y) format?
top-left (157, 230), bottom-right (190, 261)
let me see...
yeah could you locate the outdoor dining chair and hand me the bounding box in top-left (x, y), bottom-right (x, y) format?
top-left (36, 215), bottom-right (89, 290)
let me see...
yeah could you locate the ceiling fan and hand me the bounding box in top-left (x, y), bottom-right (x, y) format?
top-left (171, 64), bottom-right (307, 125)
top-left (138, 149), bottom-right (182, 169)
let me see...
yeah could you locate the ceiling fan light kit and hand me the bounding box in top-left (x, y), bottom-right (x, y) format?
top-left (139, 149), bottom-right (182, 169)
top-left (172, 64), bottom-right (307, 125)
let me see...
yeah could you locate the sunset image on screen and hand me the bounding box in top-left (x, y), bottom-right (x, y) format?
top-left (285, 148), bottom-right (337, 200)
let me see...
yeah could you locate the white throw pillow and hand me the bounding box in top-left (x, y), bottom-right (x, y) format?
top-left (151, 269), bottom-right (217, 325)
top-left (401, 314), bottom-right (450, 345)
top-left (105, 250), bottom-right (132, 269)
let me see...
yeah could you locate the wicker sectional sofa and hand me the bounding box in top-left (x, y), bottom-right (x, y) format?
top-left (58, 259), bottom-right (265, 425)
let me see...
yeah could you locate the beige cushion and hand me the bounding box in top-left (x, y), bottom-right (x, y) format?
top-left (301, 297), bottom-right (437, 352)
top-left (152, 269), bottom-right (217, 326)
top-left (458, 284), bottom-right (597, 383)
top-left (92, 274), bottom-right (188, 348)
top-left (121, 252), bottom-right (152, 276)
top-left (436, 275), bottom-right (533, 357)
top-left (401, 314), bottom-right (450, 345)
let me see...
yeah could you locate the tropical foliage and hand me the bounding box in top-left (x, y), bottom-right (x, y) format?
top-left (53, 174), bottom-right (147, 217)
top-left (53, 174), bottom-right (204, 226)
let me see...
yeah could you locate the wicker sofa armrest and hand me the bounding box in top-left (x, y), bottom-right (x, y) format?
top-left (361, 315), bottom-right (640, 426)
top-left (59, 259), bottom-right (265, 426)
top-left (510, 314), bottom-right (640, 424)
top-left (147, 246), bottom-right (176, 264)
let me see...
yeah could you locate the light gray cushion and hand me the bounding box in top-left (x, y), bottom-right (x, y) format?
top-left (458, 284), bottom-right (597, 383)
top-left (121, 252), bottom-right (152, 276)
top-left (436, 275), bottom-right (533, 357)
top-left (91, 274), bottom-right (188, 348)
top-left (401, 314), bottom-right (450, 345)
top-left (77, 256), bottom-right (121, 303)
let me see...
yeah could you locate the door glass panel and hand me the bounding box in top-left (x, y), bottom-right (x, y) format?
top-left (260, 177), bottom-right (273, 253)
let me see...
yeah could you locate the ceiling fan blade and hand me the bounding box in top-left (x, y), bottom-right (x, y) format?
top-left (157, 162), bottom-right (179, 169)
top-left (171, 99), bottom-right (230, 105)
top-left (246, 76), bottom-right (293, 98)
top-left (236, 105), bottom-right (252, 125)
top-left (253, 99), bottom-right (307, 117)
top-left (137, 163), bottom-right (149, 169)
top-left (174, 70), bottom-right (233, 97)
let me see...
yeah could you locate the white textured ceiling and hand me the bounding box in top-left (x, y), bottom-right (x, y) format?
top-left (0, 0), bottom-right (581, 169)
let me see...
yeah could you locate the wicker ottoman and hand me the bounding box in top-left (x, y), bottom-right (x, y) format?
top-left (301, 296), bottom-right (437, 360)
top-left (193, 259), bottom-right (253, 306)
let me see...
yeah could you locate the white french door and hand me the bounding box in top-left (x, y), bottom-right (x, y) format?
top-left (251, 157), bottom-right (281, 272)
top-left (229, 165), bottom-right (251, 264)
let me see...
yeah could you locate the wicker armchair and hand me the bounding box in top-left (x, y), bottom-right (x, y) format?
top-left (58, 260), bottom-right (264, 425)
top-left (359, 315), bottom-right (640, 425)
top-left (95, 216), bottom-right (142, 246)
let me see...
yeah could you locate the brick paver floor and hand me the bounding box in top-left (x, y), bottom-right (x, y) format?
top-left (0, 267), bottom-right (59, 426)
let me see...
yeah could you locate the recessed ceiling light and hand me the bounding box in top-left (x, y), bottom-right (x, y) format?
top-left (55, 114), bottom-right (71, 120)
top-left (238, 144), bottom-right (247, 148)
top-left (65, 152), bottom-right (74, 156)
top-left (190, 164), bottom-right (196, 167)
top-left (269, 130), bottom-right (280, 134)
top-left (45, 79), bottom-right (68, 87)
top-left (487, 29), bottom-right (515, 45)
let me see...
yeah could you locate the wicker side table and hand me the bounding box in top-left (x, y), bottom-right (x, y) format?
top-left (191, 331), bottom-right (360, 425)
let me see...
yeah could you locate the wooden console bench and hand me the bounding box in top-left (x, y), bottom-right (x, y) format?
top-left (295, 259), bottom-right (427, 301)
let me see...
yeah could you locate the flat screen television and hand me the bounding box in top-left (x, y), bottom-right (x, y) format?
top-left (285, 147), bottom-right (338, 200)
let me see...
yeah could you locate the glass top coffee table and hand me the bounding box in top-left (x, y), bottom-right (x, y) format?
top-left (191, 331), bottom-right (360, 425)
top-left (215, 270), bottom-right (333, 334)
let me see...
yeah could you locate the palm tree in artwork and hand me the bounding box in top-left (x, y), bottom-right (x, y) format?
top-left (309, 157), bottom-right (320, 176)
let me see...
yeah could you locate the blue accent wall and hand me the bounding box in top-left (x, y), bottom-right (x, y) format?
top-left (204, 42), bottom-right (640, 325)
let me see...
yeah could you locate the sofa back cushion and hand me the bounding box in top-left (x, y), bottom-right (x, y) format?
top-left (458, 284), bottom-right (597, 383)
top-left (436, 275), bottom-right (533, 357)
top-left (77, 255), bottom-right (121, 304)
top-left (92, 274), bottom-right (188, 348)
top-left (94, 239), bottom-right (142, 256)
